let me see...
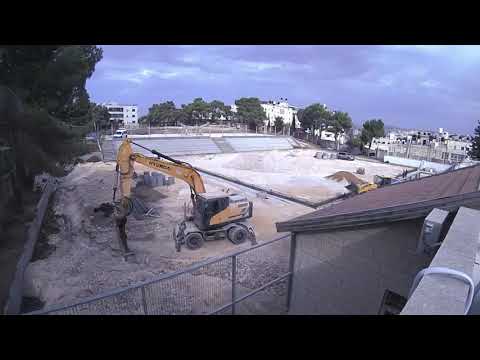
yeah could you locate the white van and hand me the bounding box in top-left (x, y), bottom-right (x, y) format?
top-left (113, 129), bottom-right (128, 139)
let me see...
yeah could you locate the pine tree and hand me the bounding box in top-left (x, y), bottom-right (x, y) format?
top-left (468, 120), bottom-right (480, 160)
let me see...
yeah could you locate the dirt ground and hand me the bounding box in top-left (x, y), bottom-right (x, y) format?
top-left (22, 161), bottom-right (309, 309)
top-left (23, 149), bottom-right (408, 311)
top-left (176, 150), bottom-right (407, 202)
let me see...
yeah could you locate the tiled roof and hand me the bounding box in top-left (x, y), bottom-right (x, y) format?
top-left (276, 165), bottom-right (480, 233)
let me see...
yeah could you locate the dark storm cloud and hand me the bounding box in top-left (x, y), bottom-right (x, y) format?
top-left (86, 45), bottom-right (480, 134)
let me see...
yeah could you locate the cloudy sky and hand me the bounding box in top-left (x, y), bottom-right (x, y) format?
top-left (86, 45), bottom-right (480, 134)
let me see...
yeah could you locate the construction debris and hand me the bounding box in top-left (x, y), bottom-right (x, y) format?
top-left (94, 203), bottom-right (115, 217)
top-left (256, 191), bottom-right (269, 199)
top-left (326, 171), bottom-right (367, 185)
top-left (138, 171), bottom-right (175, 188)
top-left (130, 198), bottom-right (159, 220)
top-left (86, 155), bottom-right (101, 163)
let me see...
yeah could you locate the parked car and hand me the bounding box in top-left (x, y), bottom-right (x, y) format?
top-left (85, 132), bottom-right (98, 141)
top-left (337, 152), bottom-right (355, 161)
top-left (113, 129), bottom-right (128, 139)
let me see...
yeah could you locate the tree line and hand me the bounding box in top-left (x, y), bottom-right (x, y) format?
top-left (0, 45), bottom-right (105, 192)
top-left (140, 97), bottom-right (387, 150)
top-left (139, 97), bottom-right (269, 131)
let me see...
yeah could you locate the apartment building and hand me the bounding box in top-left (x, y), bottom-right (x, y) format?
top-left (370, 127), bottom-right (473, 163)
top-left (102, 102), bottom-right (139, 128)
top-left (231, 98), bottom-right (299, 128)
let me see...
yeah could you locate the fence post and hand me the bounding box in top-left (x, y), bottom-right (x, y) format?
top-left (286, 233), bottom-right (297, 313)
top-left (141, 286), bottom-right (148, 315)
top-left (232, 255), bottom-right (237, 315)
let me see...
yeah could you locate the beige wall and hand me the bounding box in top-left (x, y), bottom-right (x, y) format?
top-left (289, 219), bottom-right (433, 314)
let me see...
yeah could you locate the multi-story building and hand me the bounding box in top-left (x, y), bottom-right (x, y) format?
top-left (371, 127), bottom-right (473, 163)
top-left (102, 102), bottom-right (139, 128)
top-left (310, 128), bottom-right (347, 145)
top-left (260, 98), bottom-right (298, 127)
top-left (231, 98), bottom-right (299, 128)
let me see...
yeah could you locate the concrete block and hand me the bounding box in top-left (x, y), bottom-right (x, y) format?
top-left (429, 247), bottom-right (475, 276)
top-left (401, 207), bottom-right (480, 315)
top-left (143, 172), bottom-right (151, 186)
top-left (401, 283), bottom-right (466, 315)
top-left (437, 229), bottom-right (478, 262)
top-left (150, 172), bottom-right (165, 187)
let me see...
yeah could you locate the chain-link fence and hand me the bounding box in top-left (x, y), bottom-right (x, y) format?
top-left (27, 235), bottom-right (294, 315)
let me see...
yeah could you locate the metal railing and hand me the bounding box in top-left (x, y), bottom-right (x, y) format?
top-left (27, 234), bottom-right (295, 315)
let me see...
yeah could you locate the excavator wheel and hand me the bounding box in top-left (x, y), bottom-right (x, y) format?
top-left (227, 226), bottom-right (248, 245)
top-left (185, 232), bottom-right (205, 250)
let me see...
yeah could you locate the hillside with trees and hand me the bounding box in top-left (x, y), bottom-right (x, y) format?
top-left (0, 45), bottom-right (104, 190)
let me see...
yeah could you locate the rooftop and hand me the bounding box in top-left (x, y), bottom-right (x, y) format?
top-left (276, 165), bottom-right (480, 233)
top-left (102, 102), bottom-right (137, 107)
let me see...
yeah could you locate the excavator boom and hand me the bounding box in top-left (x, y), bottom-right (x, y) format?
top-left (116, 139), bottom-right (206, 200)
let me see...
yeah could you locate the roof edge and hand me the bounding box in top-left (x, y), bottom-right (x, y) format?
top-left (276, 191), bottom-right (480, 233)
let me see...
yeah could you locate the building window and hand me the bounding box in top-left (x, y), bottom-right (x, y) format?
top-left (132, 108), bottom-right (136, 112)
top-left (108, 107), bottom-right (123, 112)
top-left (132, 114), bottom-right (136, 118)
top-left (132, 121), bottom-right (136, 124)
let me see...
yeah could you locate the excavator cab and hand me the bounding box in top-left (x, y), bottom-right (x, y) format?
top-left (194, 194), bottom-right (230, 231)
top-left (193, 193), bottom-right (252, 231)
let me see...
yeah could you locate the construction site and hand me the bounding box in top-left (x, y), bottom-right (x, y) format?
top-left (12, 130), bottom-right (414, 315)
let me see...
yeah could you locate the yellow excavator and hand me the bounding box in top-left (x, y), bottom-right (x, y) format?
top-left (113, 139), bottom-right (256, 254)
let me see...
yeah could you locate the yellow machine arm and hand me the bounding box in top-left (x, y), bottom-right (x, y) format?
top-left (116, 139), bottom-right (206, 201)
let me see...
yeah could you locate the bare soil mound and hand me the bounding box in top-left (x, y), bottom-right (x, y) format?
top-left (326, 171), bottom-right (367, 185)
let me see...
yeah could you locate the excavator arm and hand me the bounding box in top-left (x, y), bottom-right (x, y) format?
top-left (116, 139), bottom-right (206, 201)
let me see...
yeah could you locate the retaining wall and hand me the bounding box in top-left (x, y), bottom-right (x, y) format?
top-left (401, 207), bottom-right (480, 315)
top-left (384, 155), bottom-right (451, 172)
top-left (3, 179), bottom-right (56, 314)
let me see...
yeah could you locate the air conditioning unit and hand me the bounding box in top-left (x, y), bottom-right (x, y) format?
top-left (416, 208), bottom-right (450, 255)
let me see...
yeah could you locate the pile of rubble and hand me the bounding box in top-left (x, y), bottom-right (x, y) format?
top-left (326, 171), bottom-right (367, 186)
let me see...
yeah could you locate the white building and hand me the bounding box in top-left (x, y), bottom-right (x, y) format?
top-left (311, 128), bottom-right (347, 145)
top-left (438, 127), bottom-right (449, 140)
top-left (231, 98), bottom-right (299, 128)
top-left (261, 98), bottom-right (298, 127)
top-left (102, 102), bottom-right (139, 128)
